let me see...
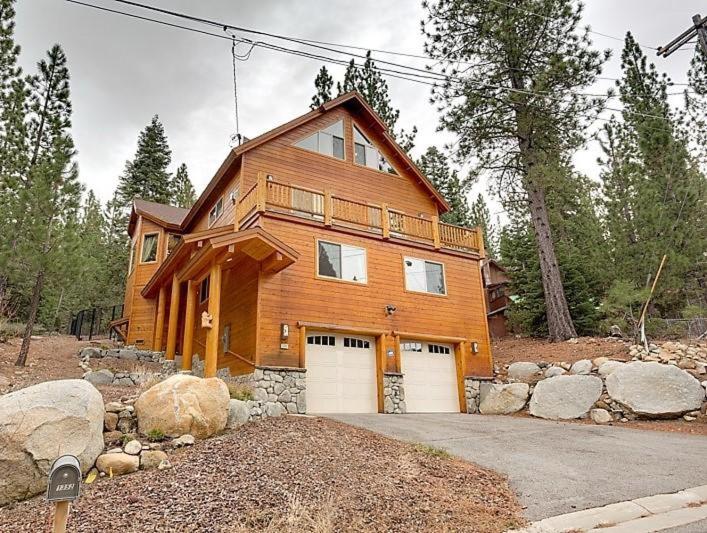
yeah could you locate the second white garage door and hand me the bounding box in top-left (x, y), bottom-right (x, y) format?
top-left (306, 332), bottom-right (378, 414)
top-left (402, 341), bottom-right (459, 413)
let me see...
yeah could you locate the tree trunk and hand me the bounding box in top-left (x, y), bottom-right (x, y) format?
top-left (527, 183), bottom-right (578, 341)
top-left (15, 268), bottom-right (44, 366)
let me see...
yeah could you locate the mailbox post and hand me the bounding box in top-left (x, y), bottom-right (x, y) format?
top-left (47, 455), bottom-right (81, 533)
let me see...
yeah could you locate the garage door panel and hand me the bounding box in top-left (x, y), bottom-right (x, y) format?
top-left (306, 332), bottom-right (377, 414)
top-left (402, 342), bottom-right (459, 413)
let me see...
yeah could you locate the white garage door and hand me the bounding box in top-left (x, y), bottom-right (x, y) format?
top-left (306, 332), bottom-right (378, 413)
top-left (402, 341), bottom-right (459, 413)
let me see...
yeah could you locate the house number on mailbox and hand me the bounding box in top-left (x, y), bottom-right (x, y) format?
top-left (47, 455), bottom-right (81, 502)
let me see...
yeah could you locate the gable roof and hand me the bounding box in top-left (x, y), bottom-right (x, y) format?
top-left (128, 198), bottom-right (190, 236)
top-left (180, 91), bottom-right (450, 231)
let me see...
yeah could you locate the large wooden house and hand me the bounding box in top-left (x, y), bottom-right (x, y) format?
top-left (116, 91), bottom-right (493, 414)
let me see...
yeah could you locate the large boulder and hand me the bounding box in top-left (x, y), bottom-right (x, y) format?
top-left (134, 374), bottom-right (229, 439)
top-left (479, 383), bottom-right (529, 415)
top-left (83, 369), bottom-right (114, 386)
top-left (0, 379), bottom-right (104, 506)
top-left (606, 362), bottom-right (705, 418)
top-left (226, 399), bottom-right (250, 429)
top-left (570, 359), bottom-right (592, 375)
top-left (529, 375), bottom-right (602, 420)
top-left (96, 453), bottom-right (139, 476)
top-left (598, 360), bottom-right (625, 377)
top-left (507, 362), bottom-right (543, 383)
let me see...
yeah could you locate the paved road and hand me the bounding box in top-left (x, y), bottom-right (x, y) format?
top-left (328, 413), bottom-right (707, 521)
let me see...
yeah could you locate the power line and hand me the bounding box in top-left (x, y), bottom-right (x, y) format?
top-left (67, 0), bottom-right (693, 124)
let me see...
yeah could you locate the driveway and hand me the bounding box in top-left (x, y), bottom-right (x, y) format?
top-left (328, 413), bottom-right (707, 521)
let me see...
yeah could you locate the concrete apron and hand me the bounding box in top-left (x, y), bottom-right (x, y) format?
top-left (514, 485), bottom-right (707, 533)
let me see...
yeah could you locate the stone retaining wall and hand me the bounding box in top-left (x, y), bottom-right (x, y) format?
top-left (383, 373), bottom-right (406, 414)
top-left (464, 378), bottom-right (482, 414)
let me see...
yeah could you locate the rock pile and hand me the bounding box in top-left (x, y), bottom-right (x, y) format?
top-left (629, 342), bottom-right (707, 380)
top-left (94, 437), bottom-right (171, 477)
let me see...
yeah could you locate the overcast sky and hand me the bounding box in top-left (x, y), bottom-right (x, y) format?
top-left (14, 0), bottom-right (704, 220)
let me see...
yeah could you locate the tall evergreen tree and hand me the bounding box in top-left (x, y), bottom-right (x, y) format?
top-left (423, 0), bottom-right (609, 340)
top-left (417, 146), bottom-right (470, 226)
top-left (600, 33), bottom-right (706, 316)
top-left (469, 194), bottom-right (497, 258)
top-left (172, 162), bottom-right (196, 208)
top-left (310, 65), bottom-right (333, 109)
top-left (15, 44), bottom-right (82, 365)
top-left (116, 115), bottom-right (172, 210)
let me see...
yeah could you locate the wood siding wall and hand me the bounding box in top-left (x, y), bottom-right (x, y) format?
top-left (255, 216), bottom-right (492, 375)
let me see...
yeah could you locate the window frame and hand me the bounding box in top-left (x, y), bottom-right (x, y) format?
top-left (315, 239), bottom-right (368, 285)
top-left (402, 256), bottom-right (448, 296)
top-left (199, 276), bottom-right (210, 304)
top-left (352, 122), bottom-right (398, 175)
top-left (128, 237), bottom-right (137, 275)
top-left (293, 119), bottom-right (346, 162)
top-left (140, 232), bottom-right (159, 264)
top-left (208, 196), bottom-right (224, 228)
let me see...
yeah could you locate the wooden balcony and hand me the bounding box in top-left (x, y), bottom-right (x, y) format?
top-left (235, 173), bottom-right (483, 255)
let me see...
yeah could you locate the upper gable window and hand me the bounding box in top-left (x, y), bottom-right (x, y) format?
top-left (353, 125), bottom-right (397, 175)
top-left (208, 197), bottom-right (224, 227)
top-left (294, 120), bottom-right (344, 160)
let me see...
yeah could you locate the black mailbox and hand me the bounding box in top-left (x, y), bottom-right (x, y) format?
top-left (46, 455), bottom-right (81, 502)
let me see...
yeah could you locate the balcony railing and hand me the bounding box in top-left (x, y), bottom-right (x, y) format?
top-left (235, 172), bottom-right (482, 254)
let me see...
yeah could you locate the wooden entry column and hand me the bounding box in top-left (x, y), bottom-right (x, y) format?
top-left (165, 273), bottom-right (181, 361)
top-left (204, 262), bottom-right (222, 378)
top-left (181, 280), bottom-right (197, 371)
top-left (152, 285), bottom-right (167, 351)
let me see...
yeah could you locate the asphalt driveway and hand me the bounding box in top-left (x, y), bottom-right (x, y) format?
top-left (328, 413), bottom-right (707, 520)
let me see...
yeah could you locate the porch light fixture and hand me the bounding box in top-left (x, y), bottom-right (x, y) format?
top-left (471, 342), bottom-right (479, 354)
top-left (385, 304), bottom-right (397, 316)
top-left (280, 323), bottom-right (289, 340)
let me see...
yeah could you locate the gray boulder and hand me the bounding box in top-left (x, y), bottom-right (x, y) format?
top-left (544, 366), bottom-right (566, 378)
top-left (606, 362), bottom-right (705, 418)
top-left (570, 359), bottom-right (593, 375)
top-left (529, 375), bottom-right (603, 420)
top-left (226, 399), bottom-right (250, 429)
top-left (0, 379), bottom-right (104, 505)
top-left (83, 368), bottom-right (114, 385)
top-left (79, 346), bottom-right (103, 359)
top-left (479, 383), bottom-right (529, 415)
top-left (598, 360), bottom-right (626, 377)
top-left (507, 362), bottom-right (543, 383)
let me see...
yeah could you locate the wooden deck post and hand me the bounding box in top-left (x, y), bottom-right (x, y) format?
top-left (381, 203), bottom-right (390, 239)
top-left (153, 285), bottom-right (167, 351)
top-left (455, 342), bottom-right (468, 413)
top-left (181, 280), bottom-right (197, 371)
top-left (393, 334), bottom-right (402, 373)
top-left (204, 263), bottom-right (222, 378)
top-left (165, 274), bottom-right (181, 361)
top-left (256, 172), bottom-right (267, 212)
top-left (432, 215), bottom-right (441, 249)
top-left (323, 190), bottom-right (332, 226)
top-left (298, 325), bottom-right (306, 368)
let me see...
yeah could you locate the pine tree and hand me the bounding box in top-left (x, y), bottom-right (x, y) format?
top-left (469, 194), bottom-right (497, 258)
top-left (116, 115), bottom-right (173, 210)
top-left (172, 162), bottom-right (196, 208)
top-left (310, 65), bottom-right (333, 109)
top-left (423, 0), bottom-right (608, 340)
top-left (15, 45), bottom-right (81, 365)
top-left (417, 146), bottom-right (470, 226)
top-left (102, 190), bottom-right (129, 303)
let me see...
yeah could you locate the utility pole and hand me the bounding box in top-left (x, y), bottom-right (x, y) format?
top-left (657, 13), bottom-right (707, 59)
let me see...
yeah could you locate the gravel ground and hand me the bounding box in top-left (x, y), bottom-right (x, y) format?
top-left (492, 336), bottom-right (631, 367)
top-left (0, 417), bottom-right (525, 533)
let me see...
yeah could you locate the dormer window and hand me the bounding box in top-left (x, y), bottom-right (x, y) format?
top-left (208, 197), bottom-right (224, 227)
top-left (353, 125), bottom-right (397, 175)
top-left (294, 120), bottom-right (344, 160)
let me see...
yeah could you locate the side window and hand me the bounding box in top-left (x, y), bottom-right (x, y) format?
top-left (403, 257), bottom-right (446, 295)
top-left (353, 125), bottom-right (397, 174)
top-left (317, 241), bottom-right (367, 283)
top-left (208, 197), bottom-right (224, 227)
top-left (140, 233), bottom-right (159, 263)
top-left (199, 276), bottom-right (210, 304)
top-left (294, 120), bottom-right (345, 160)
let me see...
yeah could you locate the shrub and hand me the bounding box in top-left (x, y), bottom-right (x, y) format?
top-left (413, 443), bottom-right (450, 459)
top-left (0, 320), bottom-right (25, 343)
top-left (121, 434), bottom-right (134, 445)
top-left (146, 429), bottom-right (165, 442)
top-left (227, 382), bottom-right (254, 401)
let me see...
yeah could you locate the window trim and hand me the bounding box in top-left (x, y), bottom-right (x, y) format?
top-left (402, 256), bottom-right (448, 297)
top-left (199, 276), bottom-right (210, 304)
top-left (292, 119), bottom-right (346, 162)
top-left (352, 121), bottom-right (398, 175)
top-left (208, 196), bottom-right (224, 228)
top-left (139, 232), bottom-right (159, 264)
top-left (128, 237), bottom-right (137, 275)
top-left (314, 238), bottom-right (368, 286)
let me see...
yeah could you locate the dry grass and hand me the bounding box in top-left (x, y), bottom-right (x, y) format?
top-left (229, 494), bottom-right (341, 533)
top-left (413, 443), bottom-right (451, 459)
top-left (227, 382), bottom-right (254, 401)
top-left (131, 362), bottom-right (163, 390)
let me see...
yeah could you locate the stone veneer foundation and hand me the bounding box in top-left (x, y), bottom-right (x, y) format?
top-left (383, 373), bottom-right (406, 414)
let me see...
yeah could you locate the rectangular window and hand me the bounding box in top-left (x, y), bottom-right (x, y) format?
top-left (208, 197), bottom-right (224, 227)
top-left (140, 233), bottom-right (158, 263)
top-left (317, 241), bottom-right (367, 283)
top-left (401, 342), bottom-right (422, 352)
top-left (199, 276), bottom-right (210, 304)
top-left (404, 257), bottom-right (446, 295)
top-left (307, 335), bottom-right (336, 346)
top-left (166, 233), bottom-right (181, 256)
top-left (343, 337), bottom-right (370, 349)
top-left (428, 344), bottom-right (451, 355)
